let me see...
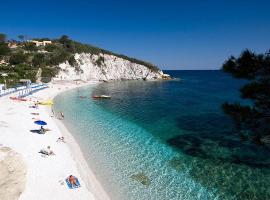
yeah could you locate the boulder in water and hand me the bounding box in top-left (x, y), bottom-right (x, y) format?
top-left (130, 172), bottom-right (150, 186)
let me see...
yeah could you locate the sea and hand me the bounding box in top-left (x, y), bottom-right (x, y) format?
top-left (53, 70), bottom-right (270, 200)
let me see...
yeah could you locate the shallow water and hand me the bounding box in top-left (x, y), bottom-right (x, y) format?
top-left (54, 70), bottom-right (270, 200)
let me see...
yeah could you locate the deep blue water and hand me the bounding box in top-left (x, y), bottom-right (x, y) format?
top-left (54, 70), bottom-right (270, 200)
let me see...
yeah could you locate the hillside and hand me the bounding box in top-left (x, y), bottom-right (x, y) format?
top-left (0, 34), bottom-right (167, 87)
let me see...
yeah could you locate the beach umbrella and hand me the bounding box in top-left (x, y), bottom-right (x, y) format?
top-left (34, 120), bottom-right (47, 126)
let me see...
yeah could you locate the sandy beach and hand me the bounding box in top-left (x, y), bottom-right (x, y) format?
top-left (0, 81), bottom-right (110, 200)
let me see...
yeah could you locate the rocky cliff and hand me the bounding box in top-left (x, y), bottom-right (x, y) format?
top-left (53, 53), bottom-right (165, 82)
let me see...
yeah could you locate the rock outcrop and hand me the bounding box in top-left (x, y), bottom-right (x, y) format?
top-left (53, 53), bottom-right (166, 82)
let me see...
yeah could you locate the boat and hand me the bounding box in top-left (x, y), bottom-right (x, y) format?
top-left (92, 95), bottom-right (111, 99)
top-left (9, 97), bottom-right (27, 101)
top-left (38, 99), bottom-right (54, 105)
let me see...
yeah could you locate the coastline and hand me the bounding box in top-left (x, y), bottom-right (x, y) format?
top-left (0, 80), bottom-right (110, 200)
top-left (51, 115), bottom-right (110, 200)
top-left (47, 82), bottom-right (110, 200)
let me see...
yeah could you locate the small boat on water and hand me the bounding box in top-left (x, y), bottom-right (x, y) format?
top-left (92, 95), bottom-right (111, 99)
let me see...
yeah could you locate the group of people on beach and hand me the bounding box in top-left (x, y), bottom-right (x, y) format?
top-left (51, 108), bottom-right (64, 120)
top-left (30, 102), bottom-right (79, 189)
top-left (39, 145), bottom-right (55, 155)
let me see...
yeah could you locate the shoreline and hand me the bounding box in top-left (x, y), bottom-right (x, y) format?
top-left (47, 83), bottom-right (110, 200)
top-left (0, 80), bottom-right (110, 200)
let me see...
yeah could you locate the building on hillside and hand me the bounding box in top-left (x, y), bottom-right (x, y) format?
top-left (7, 42), bottom-right (18, 49)
top-left (19, 79), bottom-right (31, 87)
top-left (30, 40), bottom-right (52, 47)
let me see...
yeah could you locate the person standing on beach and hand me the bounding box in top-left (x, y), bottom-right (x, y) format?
top-left (60, 112), bottom-right (64, 119)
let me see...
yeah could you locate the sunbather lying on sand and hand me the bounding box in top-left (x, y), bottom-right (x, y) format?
top-left (39, 146), bottom-right (55, 156)
top-left (68, 175), bottom-right (78, 187)
top-left (57, 137), bottom-right (66, 143)
top-left (29, 103), bottom-right (38, 109)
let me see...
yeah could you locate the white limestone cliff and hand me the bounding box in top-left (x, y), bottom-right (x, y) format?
top-left (53, 53), bottom-right (165, 82)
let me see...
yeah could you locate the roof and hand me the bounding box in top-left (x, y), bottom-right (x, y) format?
top-left (19, 79), bottom-right (31, 82)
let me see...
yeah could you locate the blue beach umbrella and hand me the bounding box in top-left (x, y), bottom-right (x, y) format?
top-left (34, 120), bottom-right (47, 126)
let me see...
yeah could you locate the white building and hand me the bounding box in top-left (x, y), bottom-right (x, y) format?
top-left (30, 40), bottom-right (52, 47)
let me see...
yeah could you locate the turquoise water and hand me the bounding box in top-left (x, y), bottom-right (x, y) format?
top-left (54, 70), bottom-right (270, 200)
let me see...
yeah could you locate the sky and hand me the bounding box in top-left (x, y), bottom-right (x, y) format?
top-left (1, 0), bottom-right (270, 70)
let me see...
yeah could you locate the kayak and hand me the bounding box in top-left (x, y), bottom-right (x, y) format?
top-left (10, 97), bottom-right (27, 101)
top-left (92, 95), bottom-right (111, 99)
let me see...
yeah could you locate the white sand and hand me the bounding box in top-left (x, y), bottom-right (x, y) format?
top-left (0, 81), bottom-right (110, 200)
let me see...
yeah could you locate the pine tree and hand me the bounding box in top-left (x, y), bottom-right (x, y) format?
top-left (222, 49), bottom-right (270, 145)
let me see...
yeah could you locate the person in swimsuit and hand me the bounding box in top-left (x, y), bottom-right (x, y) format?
top-left (68, 175), bottom-right (78, 187)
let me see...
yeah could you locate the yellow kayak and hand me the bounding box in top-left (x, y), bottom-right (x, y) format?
top-left (39, 100), bottom-right (54, 105)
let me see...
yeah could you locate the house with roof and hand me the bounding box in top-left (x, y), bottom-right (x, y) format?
top-left (30, 40), bottom-right (52, 47)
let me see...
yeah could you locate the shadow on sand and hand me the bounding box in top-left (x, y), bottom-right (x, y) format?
top-left (30, 129), bottom-right (43, 134)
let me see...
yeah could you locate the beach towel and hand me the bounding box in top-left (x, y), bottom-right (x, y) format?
top-left (65, 177), bottom-right (81, 189)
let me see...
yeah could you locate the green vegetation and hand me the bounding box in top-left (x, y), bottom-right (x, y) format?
top-left (41, 66), bottom-right (59, 83)
top-left (9, 52), bottom-right (29, 65)
top-left (0, 63), bottom-right (37, 87)
top-left (0, 33), bottom-right (160, 87)
top-left (0, 42), bottom-right (10, 57)
top-left (22, 42), bottom-right (38, 51)
top-left (0, 34), bottom-right (10, 57)
top-left (95, 56), bottom-right (105, 66)
top-left (55, 35), bottom-right (159, 70)
top-left (44, 44), bottom-right (60, 52)
top-left (32, 53), bottom-right (45, 67)
top-left (222, 49), bottom-right (270, 146)
top-left (0, 33), bottom-right (6, 42)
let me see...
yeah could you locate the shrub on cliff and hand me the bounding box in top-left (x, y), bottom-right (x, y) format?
top-left (44, 44), bottom-right (60, 52)
top-left (41, 66), bottom-right (59, 83)
top-left (58, 35), bottom-right (76, 53)
top-left (0, 33), bottom-right (7, 42)
top-left (0, 42), bottom-right (10, 56)
top-left (45, 50), bottom-right (70, 66)
top-left (95, 56), bottom-right (105, 66)
top-left (32, 53), bottom-right (45, 67)
top-left (22, 42), bottom-right (38, 52)
top-left (9, 52), bottom-right (28, 65)
top-left (13, 64), bottom-right (37, 81)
